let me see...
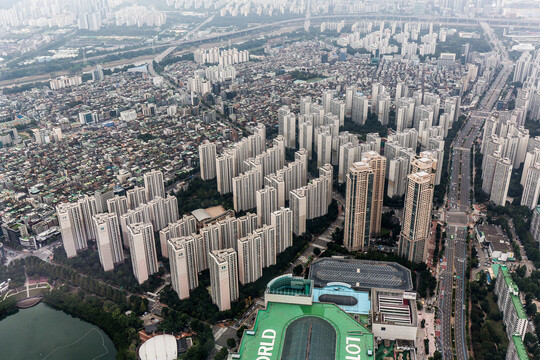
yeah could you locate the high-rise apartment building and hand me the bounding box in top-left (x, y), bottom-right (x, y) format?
top-left (57, 202), bottom-right (89, 258)
top-left (168, 237), bottom-right (199, 300)
top-left (199, 140), bottom-right (217, 180)
top-left (209, 248), bottom-right (239, 311)
top-left (93, 213), bottom-right (124, 271)
top-left (490, 157), bottom-right (512, 206)
top-left (144, 170), bottom-right (165, 201)
top-left (216, 150), bottom-right (237, 194)
top-left (399, 172), bottom-right (434, 263)
top-left (159, 214), bottom-right (197, 258)
top-left (256, 187), bottom-right (278, 226)
top-left (271, 207), bottom-right (293, 254)
top-left (127, 222), bottom-right (158, 284)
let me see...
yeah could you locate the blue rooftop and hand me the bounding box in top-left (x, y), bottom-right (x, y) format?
top-left (313, 282), bottom-right (371, 315)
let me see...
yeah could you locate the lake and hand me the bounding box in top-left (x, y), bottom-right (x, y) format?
top-left (0, 302), bottom-right (116, 360)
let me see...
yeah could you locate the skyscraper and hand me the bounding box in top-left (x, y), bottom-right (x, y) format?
top-left (144, 170), bottom-right (165, 201)
top-left (362, 152), bottom-right (386, 236)
top-left (209, 248), bottom-right (239, 311)
top-left (93, 213), bottom-right (124, 271)
top-left (168, 237), bottom-right (199, 300)
top-left (352, 94), bottom-right (369, 125)
top-left (128, 222), bottom-right (159, 284)
top-left (199, 140), bottom-right (217, 180)
top-left (344, 161), bottom-right (374, 252)
top-left (398, 172), bottom-right (434, 263)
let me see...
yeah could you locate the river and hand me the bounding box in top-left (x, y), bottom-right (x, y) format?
top-left (0, 303), bottom-right (116, 360)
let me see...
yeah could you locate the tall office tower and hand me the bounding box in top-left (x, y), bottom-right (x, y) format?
top-left (322, 90), bottom-right (333, 113)
top-left (216, 149), bottom-right (237, 194)
top-left (144, 170), bottom-right (165, 202)
top-left (107, 195), bottom-right (128, 222)
top-left (126, 186), bottom-right (147, 209)
top-left (352, 94), bottom-right (369, 125)
top-left (377, 92), bottom-right (392, 125)
top-left (330, 99), bottom-right (346, 126)
top-left (414, 105), bottom-right (434, 130)
top-left (168, 237), bottom-right (199, 300)
top-left (371, 83), bottom-right (384, 113)
top-left (199, 140), bottom-right (217, 180)
top-left (345, 86), bottom-right (357, 116)
top-left (233, 167), bottom-right (262, 212)
top-left (521, 163), bottom-right (540, 209)
top-left (290, 188), bottom-right (307, 236)
top-left (344, 161), bottom-right (374, 252)
top-left (362, 152), bottom-right (386, 236)
top-left (300, 97), bottom-right (312, 115)
top-left (316, 130), bottom-right (333, 167)
top-left (159, 215), bottom-right (197, 258)
top-left (209, 248), bottom-right (239, 311)
top-left (338, 142), bottom-right (358, 183)
top-left (271, 207), bottom-right (293, 254)
top-left (237, 233), bottom-right (262, 285)
top-left (395, 82), bottom-right (408, 101)
top-left (127, 222), bottom-right (158, 284)
top-left (57, 202), bottom-right (89, 258)
top-left (426, 141), bottom-right (445, 185)
top-left (490, 158), bottom-right (513, 206)
top-left (398, 172), bottom-right (434, 263)
top-left (256, 187), bottom-right (278, 226)
top-left (423, 92), bottom-right (441, 124)
top-left (299, 119), bottom-right (314, 158)
top-left (93, 213), bottom-right (124, 271)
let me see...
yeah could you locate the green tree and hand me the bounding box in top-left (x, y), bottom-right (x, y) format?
top-left (293, 265), bottom-right (303, 276)
top-left (227, 337), bottom-right (236, 349)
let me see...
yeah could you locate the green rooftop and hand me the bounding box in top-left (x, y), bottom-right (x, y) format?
top-left (235, 302), bottom-right (374, 360)
top-left (511, 294), bottom-right (527, 319)
top-left (512, 335), bottom-right (529, 360)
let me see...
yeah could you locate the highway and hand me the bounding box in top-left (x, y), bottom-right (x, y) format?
top-left (440, 19), bottom-right (513, 360)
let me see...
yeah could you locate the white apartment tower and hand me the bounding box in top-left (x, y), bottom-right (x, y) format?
top-left (127, 222), bottom-right (159, 284)
top-left (93, 213), bottom-right (124, 271)
top-left (490, 157), bottom-right (513, 206)
top-left (168, 237), bottom-right (199, 300)
top-left (209, 249), bottom-right (239, 311)
top-left (199, 140), bottom-right (217, 180)
top-left (144, 170), bottom-right (165, 201)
